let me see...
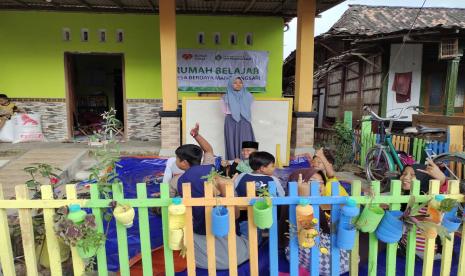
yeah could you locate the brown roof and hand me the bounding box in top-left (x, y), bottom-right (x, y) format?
top-left (0, 0), bottom-right (342, 16)
top-left (326, 5), bottom-right (465, 37)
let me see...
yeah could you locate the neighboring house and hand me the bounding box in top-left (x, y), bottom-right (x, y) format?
top-left (283, 5), bottom-right (465, 129)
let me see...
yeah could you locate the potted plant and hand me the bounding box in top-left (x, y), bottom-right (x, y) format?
top-left (211, 205), bottom-right (229, 237)
top-left (401, 196), bottom-right (450, 241)
top-left (253, 187), bottom-right (273, 229)
top-left (54, 206), bottom-right (106, 259)
top-left (113, 203), bottom-right (135, 228)
top-left (287, 218), bottom-right (329, 254)
top-left (435, 198), bottom-right (463, 233)
top-left (375, 210), bottom-right (404, 243)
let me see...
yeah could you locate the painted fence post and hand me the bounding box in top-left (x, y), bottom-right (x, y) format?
top-left (225, 182), bottom-right (238, 276)
top-left (350, 181), bottom-right (361, 276)
top-left (182, 183), bottom-right (196, 275)
top-left (440, 180), bottom-right (460, 276)
top-left (89, 184), bottom-right (109, 275)
top-left (405, 180), bottom-right (420, 276)
top-left (15, 185), bottom-right (39, 276)
top-left (310, 181), bottom-right (321, 276)
top-left (112, 183), bottom-right (130, 275)
top-left (367, 181), bottom-right (381, 276)
top-left (361, 116), bottom-right (372, 167)
top-left (203, 182), bottom-right (217, 275)
top-left (247, 181), bottom-right (259, 276)
top-left (41, 185), bottom-right (63, 276)
top-left (288, 181), bottom-right (299, 276)
top-left (136, 183), bottom-right (154, 276)
top-left (66, 184), bottom-right (86, 275)
top-left (344, 111), bottom-right (352, 129)
top-left (0, 184), bottom-right (17, 276)
top-left (160, 182), bottom-right (175, 275)
top-left (386, 180), bottom-right (401, 276)
top-left (422, 180), bottom-right (440, 276)
top-left (268, 181), bottom-right (279, 276)
top-left (330, 182), bottom-right (341, 276)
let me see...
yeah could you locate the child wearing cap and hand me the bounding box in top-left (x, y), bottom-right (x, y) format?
top-left (221, 140), bottom-right (258, 177)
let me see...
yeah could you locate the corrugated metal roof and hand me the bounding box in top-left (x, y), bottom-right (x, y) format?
top-left (327, 5), bottom-right (465, 37)
top-left (0, 0), bottom-right (342, 16)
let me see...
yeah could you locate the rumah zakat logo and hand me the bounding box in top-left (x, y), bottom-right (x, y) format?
top-left (182, 53), bottom-right (193, 60)
top-left (21, 114), bottom-right (38, 126)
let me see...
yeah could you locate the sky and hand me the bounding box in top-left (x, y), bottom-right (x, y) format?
top-left (283, 0), bottom-right (465, 59)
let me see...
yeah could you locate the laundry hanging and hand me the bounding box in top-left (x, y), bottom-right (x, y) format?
top-left (392, 72), bottom-right (413, 103)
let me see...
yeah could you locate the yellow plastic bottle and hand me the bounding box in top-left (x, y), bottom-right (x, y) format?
top-left (296, 199), bottom-right (314, 231)
top-left (168, 197), bottom-right (186, 250)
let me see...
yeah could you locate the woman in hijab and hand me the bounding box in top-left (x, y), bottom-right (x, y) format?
top-left (221, 76), bottom-right (255, 160)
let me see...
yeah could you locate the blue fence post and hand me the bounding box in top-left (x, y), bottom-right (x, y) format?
top-left (310, 181), bottom-right (321, 276)
top-left (268, 181), bottom-right (279, 276)
top-left (288, 181), bottom-right (299, 276)
top-left (330, 182), bottom-right (341, 276)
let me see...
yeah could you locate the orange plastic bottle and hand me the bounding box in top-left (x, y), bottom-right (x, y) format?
top-left (296, 199), bottom-right (314, 230)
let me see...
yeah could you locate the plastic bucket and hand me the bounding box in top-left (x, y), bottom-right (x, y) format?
top-left (356, 206), bottom-right (385, 233)
top-left (337, 223), bottom-right (356, 250)
top-left (375, 210), bottom-right (403, 243)
top-left (212, 206), bottom-right (230, 237)
top-left (253, 200), bottom-right (273, 229)
top-left (442, 216), bottom-right (462, 233)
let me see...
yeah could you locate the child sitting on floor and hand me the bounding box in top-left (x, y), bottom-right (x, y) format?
top-left (234, 151), bottom-right (285, 197)
top-left (175, 143), bottom-right (250, 270)
top-left (220, 141), bottom-right (258, 177)
top-left (162, 123), bottom-right (215, 197)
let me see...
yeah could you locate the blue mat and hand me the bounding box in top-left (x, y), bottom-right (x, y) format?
top-left (277, 236), bottom-right (462, 275)
top-left (106, 157), bottom-right (167, 271)
top-left (101, 156), bottom-right (317, 272)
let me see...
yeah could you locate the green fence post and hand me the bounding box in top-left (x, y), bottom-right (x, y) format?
top-left (361, 116), bottom-right (372, 167)
top-left (386, 180), bottom-right (401, 276)
top-left (368, 181), bottom-right (381, 276)
top-left (90, 185), bottom-right (108, 276)
top-left (405, 180), bottom-right (421, 276)
top-left (112, 184), bottom-right (130, 275)
top-left (136, 183), bottom-right (154, 276)
top-left (344, 111), bottom-right (353, 129)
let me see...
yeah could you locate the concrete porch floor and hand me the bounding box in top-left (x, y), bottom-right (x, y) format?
top-left (0, 141), bottom-right (161, 198)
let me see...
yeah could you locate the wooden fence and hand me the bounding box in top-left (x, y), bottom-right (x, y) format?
top-left (0, 179), bottom-right (464, 276)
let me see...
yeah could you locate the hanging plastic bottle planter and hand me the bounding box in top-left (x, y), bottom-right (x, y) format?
top-left (212, 206), bottom-right (229, 237)
top-left (355, 206), bottom-right (385, 233)
top-left (114, 204), bottom-right (135, 228)
top-left (442, 207), bottom-right (462, 233)
top-left (253, 200), bottom-right (273, 229)
top-left (337, 199), bottom-right (359, 250)
top-left (375, 210), bottom-right (404, 243)
top-left (168, 198), bottom-right (186, 251)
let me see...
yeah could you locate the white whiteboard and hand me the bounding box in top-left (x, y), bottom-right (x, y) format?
top-left (183, 97), bottom-right (292, 165)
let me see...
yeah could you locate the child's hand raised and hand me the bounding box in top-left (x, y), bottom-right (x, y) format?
top-left (417, 159), bottom-right (447, 183)
top-left (190, 123), bottom-right (200, 138)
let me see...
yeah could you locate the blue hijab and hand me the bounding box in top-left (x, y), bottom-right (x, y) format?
top-left (224, 76), bottom-right (254, 122)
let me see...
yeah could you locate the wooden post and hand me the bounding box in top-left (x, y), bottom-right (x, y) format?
top-left (444, 58), bottom-right (460, 116)
top-left (294, 0), bottom-right (316, 112)
top-left (159, 0), bottom-right (178, 111)
top-left (344, 111), bottom-right (353, 129)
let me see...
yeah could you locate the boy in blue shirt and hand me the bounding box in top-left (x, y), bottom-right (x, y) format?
top-left (175, 138), bottom-right (249, 269)
top-left (234, 151), bottom-right (285, 197)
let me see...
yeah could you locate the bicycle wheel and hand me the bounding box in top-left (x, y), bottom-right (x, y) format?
top-left (365, 147), bottom-right (394, 190)
top-left (432, 153), bottom-right (465, 181)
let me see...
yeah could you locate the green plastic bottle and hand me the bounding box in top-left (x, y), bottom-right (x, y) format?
top-left (67, 204), bottom-right (87, 224)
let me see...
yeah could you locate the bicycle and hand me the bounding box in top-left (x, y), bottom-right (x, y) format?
top-left (363, 105), bottom-right (465, 191)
